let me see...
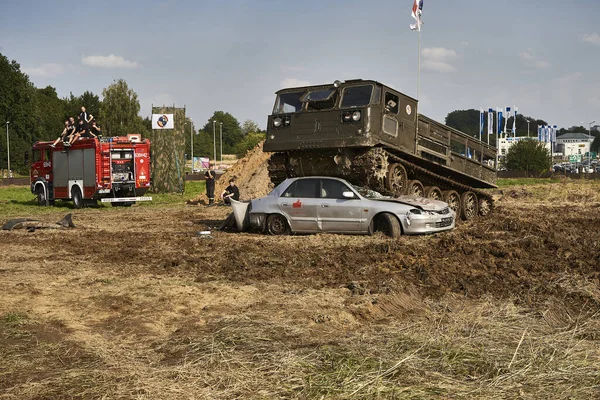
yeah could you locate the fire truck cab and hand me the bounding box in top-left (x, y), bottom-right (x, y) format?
top-left (30, 135), bottom-right (152, 208)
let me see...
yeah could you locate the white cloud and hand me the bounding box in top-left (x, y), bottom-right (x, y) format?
top-left (22, 63), bottom-right (66, 78)
top-left (280, 78), bottom-right (310, 88)
top-left (519, 50), bottom-right (551, 69)
top-left (581, 33), bottom-right (600, 46)
top-left (81, 54), bottom-right (139, 69)
top-left (421, 47), bottom-right (458, 72)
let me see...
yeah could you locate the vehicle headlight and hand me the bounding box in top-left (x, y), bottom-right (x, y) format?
top-left (273, 117), bottom-right (282, 127)
top-left (352, 111), bottom-right (361, 121)
top-left (284, 116), bottom-right (291, 126)
top-left (269, 134), bottom-right (275, 140)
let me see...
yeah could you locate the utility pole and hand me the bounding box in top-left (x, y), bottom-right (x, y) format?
top-left (189, 118), bottom-right (194, 173)
top-left (5, 121), bottom-right (10, 175)
top-left (212, 120), bottom-right (216, 170)
top-left (219, 122), bottom-right (223, 169)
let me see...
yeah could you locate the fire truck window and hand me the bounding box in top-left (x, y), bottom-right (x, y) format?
top-left (384, 92), bottom-right (399, 114)
top-left (33, 150), bottom-right (42, 162)
top-left (45, 150), bottom-right (51, 161)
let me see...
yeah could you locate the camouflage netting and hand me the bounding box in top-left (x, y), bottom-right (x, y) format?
top-left (149, 106), bottom-right (186, 193)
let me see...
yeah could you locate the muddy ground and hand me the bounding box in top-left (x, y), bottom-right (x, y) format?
top-left (1, 181), bottom-right (600, 399)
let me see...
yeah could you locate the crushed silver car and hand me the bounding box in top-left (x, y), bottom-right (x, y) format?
top-left (230, 177), bottom-right (455, 237)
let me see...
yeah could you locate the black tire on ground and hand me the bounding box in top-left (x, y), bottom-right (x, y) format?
top-left (478, 196), bottom-right (493, 216)
top-left (266, 214), bottom-right (290, 235)
top-left (72, 186), bottom-right (84, 209)
top-left (442, 190), bottom-right (461, 216)
top-left (460, 191), bottom-right (478, 221)
top-left (424, 186), bottom-right (443, 200)
top-left (385, 163), bottom-right (408, 196)
top-left (36, 186), bottom-right (47, 206)
top-left (406, 180), bottom-right (424, 197)
top-left (371, 213), bottom-right (402, 238)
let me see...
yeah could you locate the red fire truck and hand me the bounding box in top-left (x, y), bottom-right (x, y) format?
top-left (30, 134), bottom-right (152, 208)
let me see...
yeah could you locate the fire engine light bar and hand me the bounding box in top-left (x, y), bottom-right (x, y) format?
top-left (100, 196), bottom-right (153, 203)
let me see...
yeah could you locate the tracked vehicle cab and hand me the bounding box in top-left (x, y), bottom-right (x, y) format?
top-left (266, 79), bottom-right (417, 152)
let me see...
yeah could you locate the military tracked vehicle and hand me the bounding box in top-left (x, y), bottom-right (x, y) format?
top-left (264, 79), bottom-right (497, 220)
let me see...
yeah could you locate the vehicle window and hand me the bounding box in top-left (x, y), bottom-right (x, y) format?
top-left (45, 150), bottom-right (51, 161)
top-left (384, 92), bottom-right (399, 114)
top-left (301, 88), bottom-right (336, 102)
top-left (341, 85), bottom-right (373, 108)
top-left (320, 179), bottom-right (352, 199)
top-left (273, 91), bottom-right (305, 114)
top-left (281, 179), bottom-right (319, 198)
top-left (33, 150), bottom-right (42, 162)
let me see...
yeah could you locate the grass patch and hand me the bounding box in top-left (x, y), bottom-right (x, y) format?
top-left (497, 178), bottom-right (562, 187)
top-left (0, 181), bottom-right (205, 219)
top-left (3, 312), bottom-right (28, 326)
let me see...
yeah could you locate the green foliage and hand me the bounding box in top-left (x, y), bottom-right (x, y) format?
top-left (100, 79), bottom-right (145, 137)
top-left (445, 109), bottom-right (547, 139)
top-left (504, 139), bottom-right (551, 173)
top-left (200, 111), bottom-right (242, 156)
top-left (591, 136), bottom-right (600, 153)
top-left (241, 119), bottom-right (261, 135)
top-left (233, 132), bottom-right (265, 157)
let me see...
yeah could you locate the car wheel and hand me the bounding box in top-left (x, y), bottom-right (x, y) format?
top-left (36, 186), bottom-right (47, 206)
top-left (442, 190), bottom-right (461, 216)
top-left (372, 213), bottom-right (401, 238)
top-left (385, 163), bottom-right (408, 196)
top-left (72, 186), bottom-right (84, 209)
top-left (406, 180), bottom-right (424, 197)
top-left (424, 186), bottom-right (442, 200)
top-left (460, 191), bottom-right (478, 221)
top-left (266, 214), bottom-right (290, 235)
top-left (478, 196), bottom-right (493, 216)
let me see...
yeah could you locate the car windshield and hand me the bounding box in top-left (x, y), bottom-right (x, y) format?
top-left (300, 88), bottom-right (336, 102)
top-left (341, 85), bottom-right (373, 108)
top-left (352, 185), bottom-right (388, 199)
top-left (273, 91), bottom-right (305, 114)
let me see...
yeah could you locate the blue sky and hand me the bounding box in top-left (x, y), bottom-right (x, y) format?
top-left (1, 0), bottom-right (599, 131)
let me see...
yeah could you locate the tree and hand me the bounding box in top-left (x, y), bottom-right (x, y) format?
top-left (504, 139), bottom-right (551, 173)
top-left (241, 119), bottom-right (261, 136)
top-left (233, 132), bottom-right (266, 157)
top-left (35, 86), bottom-right (66, 137)
top-left (445, 109), bottom-right (548, 138)
top-left (591, 136), bottom-right (600, 153)
top-left (200, 111), bottom-right (242, 156)
top-left (100, 79), bottom-right (145, 136)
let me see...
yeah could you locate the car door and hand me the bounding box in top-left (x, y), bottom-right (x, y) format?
top-left (279, 179), bottom-right (319, 232)
top-left (318, 179), bottom-right (364, 233)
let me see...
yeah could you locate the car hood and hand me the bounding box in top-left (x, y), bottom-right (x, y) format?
top-left (373, 195), bottom-right (449, 211)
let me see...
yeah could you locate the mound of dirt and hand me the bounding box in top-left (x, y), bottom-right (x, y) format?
top-left (193, 141), bottom-right (273, 202)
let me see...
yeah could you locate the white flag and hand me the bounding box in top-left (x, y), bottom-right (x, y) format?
top-left (410, 0), bottom-right (424, 31)
top-left (152, 114), bottom-right (174, 130)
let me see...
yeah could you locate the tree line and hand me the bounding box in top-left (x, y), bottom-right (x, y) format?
top-left (0, 52), bottom-right (264, 175)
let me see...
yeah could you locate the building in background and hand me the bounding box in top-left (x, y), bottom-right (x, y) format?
top-left (555, 132), bottom-right (594, 157)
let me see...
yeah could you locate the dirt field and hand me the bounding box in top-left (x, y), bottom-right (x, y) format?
top-left (1, 180), bottom-right (600, 399)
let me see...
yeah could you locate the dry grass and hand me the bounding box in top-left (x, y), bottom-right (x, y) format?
top-left (1, 180), bottom-right (600, 399)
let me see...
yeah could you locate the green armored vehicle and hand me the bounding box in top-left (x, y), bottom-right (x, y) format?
top-left (264, 79), bottom-right (497, 220)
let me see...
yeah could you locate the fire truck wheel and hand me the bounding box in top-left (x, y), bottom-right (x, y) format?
top-left (36, 187), bottom-right (47, 206)
top-left (72, 187), bottom-right (84, 209)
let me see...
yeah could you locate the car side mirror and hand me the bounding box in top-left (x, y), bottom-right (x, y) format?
top-left (342, 191), bottom-right (355, 199)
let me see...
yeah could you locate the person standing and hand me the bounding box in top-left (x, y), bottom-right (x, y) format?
top-left (205, 169), bottom-right (215, 205)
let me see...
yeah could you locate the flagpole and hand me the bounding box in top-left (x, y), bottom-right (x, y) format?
top-left (417, 30), bottom-right (421, 103)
